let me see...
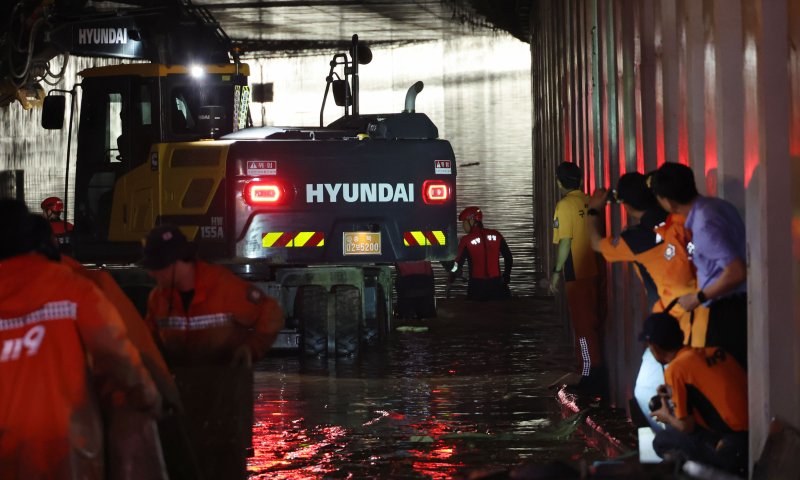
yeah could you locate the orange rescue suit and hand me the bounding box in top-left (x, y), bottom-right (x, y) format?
top-left (0, 253), bottom-right (160, 479)
top-left (598, 213), bottom-right (709, 346)
top-left (145, 260), bottom-right (284, 366)
top-left (61, 256), bottom-right (180, 408)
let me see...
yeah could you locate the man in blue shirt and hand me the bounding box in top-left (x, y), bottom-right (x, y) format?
top-left (650, 163), bottom-right (747, 368)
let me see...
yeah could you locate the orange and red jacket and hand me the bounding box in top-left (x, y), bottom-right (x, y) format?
top-left (61, 255), bottom-right (181, 410)
top-left (144, 260), bottom-right (284, 366)
top-left (0, 253), bottom-right (160, 480)
top-left (598, 213), bottom-right (708, 346)
top-left (453, 226), bottom-right (513, 281)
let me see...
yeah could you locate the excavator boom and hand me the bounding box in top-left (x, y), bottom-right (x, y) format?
top-left (0, 0), bottom-right (234, 108)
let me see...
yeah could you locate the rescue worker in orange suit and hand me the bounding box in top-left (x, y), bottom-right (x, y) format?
top-left (141, 224), bottom-right (284, 366)
top-left (448, 206), bottom-right (513, 301)
top-left (550, 162), bottom-right (606, 397)
top-left (141, 224), bottom-right (284, 479)
top-left (642, 313), bottom-right (748, 475)
top-left (0, 198), bottom-right (161, 480)
top-left (30, 213), bottom-right (178, 479)
top-left (586, 172), bottom-right (709, 429)
top-left (40, 196), bottom-right (73, 251)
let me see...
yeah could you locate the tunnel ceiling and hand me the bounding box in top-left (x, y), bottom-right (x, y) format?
top-left (80, 0), bottom-right (533, 53)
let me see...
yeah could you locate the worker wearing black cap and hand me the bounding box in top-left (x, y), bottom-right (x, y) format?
top-left (140, 224), bottom-right (284, 366)
top-left (586, 172), bottom-right (709, 429)
top-left (141, 224), bottom-right (284, 479)
top-left (551, 162), bottom-right (604, 397)
top-left (641, 312), bottom-right (747, 475)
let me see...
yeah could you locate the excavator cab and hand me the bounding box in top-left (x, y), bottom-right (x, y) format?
top-left (43, 63), bottom-right (250, 262)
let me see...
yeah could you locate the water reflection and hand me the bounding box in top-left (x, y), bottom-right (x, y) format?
top-left (248, 298), bottom-right (593, 478)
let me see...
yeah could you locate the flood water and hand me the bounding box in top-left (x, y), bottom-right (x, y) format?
top-left (245, 36), bottom-right (590, 479)
top-left (249, 298), bottom-right (595, 479)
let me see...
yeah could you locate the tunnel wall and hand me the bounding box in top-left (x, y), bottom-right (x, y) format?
top-left (528, 0), bottom-right (799, 467)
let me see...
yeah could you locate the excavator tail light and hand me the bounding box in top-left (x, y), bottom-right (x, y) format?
top-left (422, 180), bottom-right (450, 204)
top-left (245, 181), bottom-right (284, 205)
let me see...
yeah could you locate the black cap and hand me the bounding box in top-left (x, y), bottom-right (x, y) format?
top-left (140, 225), bottom-right (194, 270)
top-left (638, 312), bottom-right (685, 350)
top-left (616, 172), bottom-right (657, 211)
top-left (556, 162), bottom-right (583, 189)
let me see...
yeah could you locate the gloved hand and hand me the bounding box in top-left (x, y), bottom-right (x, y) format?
top-left (230, 345), bottom-right (253, 368)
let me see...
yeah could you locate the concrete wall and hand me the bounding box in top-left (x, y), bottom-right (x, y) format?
top-left (528, 0), bottom-right (800, 468)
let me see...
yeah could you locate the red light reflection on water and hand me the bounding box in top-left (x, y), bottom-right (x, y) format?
top-left (408, 442), bottom-right (462, 479)
top-left (247, 397), bottom-right (348, 479)
top-left (248, 389), bottom-right (466, 478)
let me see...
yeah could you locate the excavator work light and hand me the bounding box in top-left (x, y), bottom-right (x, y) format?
top-left (190, 65), bottom-right (205, 78)
top-left (422, 180), bottom-right (450, 204)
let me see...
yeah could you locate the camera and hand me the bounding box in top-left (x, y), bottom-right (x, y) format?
top-left (649, 395), bottom-right (664, 412)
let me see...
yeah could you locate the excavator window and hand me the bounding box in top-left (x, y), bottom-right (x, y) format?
top-left (168, 83), bottom-right (236, 138)
top-left (74, 78), bottom-right (130, 240)
top-left (108, 93), bottom-right (123, 163)
top-left (172, 92), bottom-right (195, 133)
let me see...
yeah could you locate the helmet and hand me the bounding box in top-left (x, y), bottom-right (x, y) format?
top-left (41, 197), bottom-right (64, 213)
top-left (458, 206), bottom-right (482, 222)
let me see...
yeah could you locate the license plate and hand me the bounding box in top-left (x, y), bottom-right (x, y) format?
top-left (343, 232), bottom-right (381, 255)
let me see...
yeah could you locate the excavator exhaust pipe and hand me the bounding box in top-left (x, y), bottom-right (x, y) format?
top-left (403, 81), bottom-right (424, 113)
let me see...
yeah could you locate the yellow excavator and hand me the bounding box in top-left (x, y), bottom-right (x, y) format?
top-left (3, 1), bottom-right (459, 477)
top-left (4, 0), bottom-right (458, 356)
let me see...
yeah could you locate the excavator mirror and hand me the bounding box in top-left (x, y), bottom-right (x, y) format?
top-left (41, 95), bottom-right (66, 130)
top-left (332, 79), bottom-right (351, 107)
top-left (350, 43), bottom-right (373, 65)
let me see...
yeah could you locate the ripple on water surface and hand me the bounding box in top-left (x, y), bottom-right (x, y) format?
top-left (247, 298), bottom-right (594, 479)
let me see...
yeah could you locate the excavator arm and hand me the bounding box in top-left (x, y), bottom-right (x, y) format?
top-left (0, 0), bottom-right (234, 108)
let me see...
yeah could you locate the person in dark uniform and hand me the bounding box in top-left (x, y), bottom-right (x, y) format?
top-left (395, 260), bottom-right (437, 319)
top-left (448, 206), bottom-right (512, 301)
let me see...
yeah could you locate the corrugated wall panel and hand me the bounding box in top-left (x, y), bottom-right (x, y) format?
top-left (529, 4), bottom-right (800, 461)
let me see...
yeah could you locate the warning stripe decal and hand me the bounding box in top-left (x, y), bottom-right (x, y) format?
top-left (262, 232), bottom-right (325, 247)
top-left (402, 230), bottom-right (446, 246)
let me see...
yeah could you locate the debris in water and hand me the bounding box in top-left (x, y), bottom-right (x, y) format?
top-left (396, 326), bottom-right (429, 333)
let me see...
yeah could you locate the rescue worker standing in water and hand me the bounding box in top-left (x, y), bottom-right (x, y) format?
top-left (40, 196), bottom-right (73, 250)
top-left (550, 162), bottom-right (606, 397)
top-left (141, 224), bottom-right (284, 366)
top-left (448, 206), bottom-right (513, 301)
top-left (141, 224), bottom-right (285, 479)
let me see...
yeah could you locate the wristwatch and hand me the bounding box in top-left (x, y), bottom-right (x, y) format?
top-left (587, 208), bottom-right (599, 217)
top-left (696, 290), bottom-right (708, 303)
